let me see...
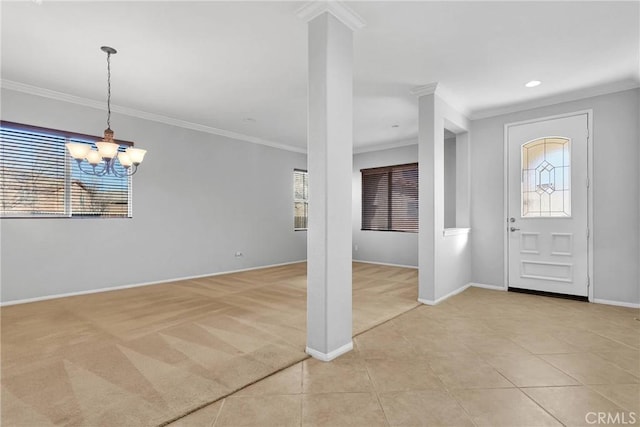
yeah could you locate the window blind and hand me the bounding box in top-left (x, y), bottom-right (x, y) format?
top-left (0, 122), bottom-right (132, 218)
top-left (0, 128), bottom-right (67, 216)
top-left (293, 169), bottom-right (308, 230)
top-left (361, 163), bottom-right (418, 232)
top-left (69, 139), bottom-right (131, 217)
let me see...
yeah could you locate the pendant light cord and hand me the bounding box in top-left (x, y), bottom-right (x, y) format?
top-left (106, 52), bottom-right (112, 130)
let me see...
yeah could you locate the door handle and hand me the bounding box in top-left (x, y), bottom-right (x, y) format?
top-left (510, 227), bottom-right (520, 232)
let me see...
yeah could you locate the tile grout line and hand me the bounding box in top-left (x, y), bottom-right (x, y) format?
top-left (362, 359), bottom-right (392, 426)
top-left (585, 383), bottom-right (638, 413)
top-left (528, 352), bottom-right (584, 386)
top-left (518, 387), bottom-right (568, 426)
top-left (446, 389), bottom-right (480, 427)
top-left (476, 339), bottom-right (567, 426)
top-left (299, 362), bottom-right (304, 427)
top-left (391, 317), bottom-right (485, 426)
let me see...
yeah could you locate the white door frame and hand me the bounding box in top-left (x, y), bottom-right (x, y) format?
top-left (503, 110), bottom-right (594, 302)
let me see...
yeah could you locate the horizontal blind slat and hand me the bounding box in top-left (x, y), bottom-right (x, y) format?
top-left (293, 170), bottom-right (308, 229)
top-left (362, 162), bottom-right (418, 232)
top-left (1, 124), bottom-right (131, 217)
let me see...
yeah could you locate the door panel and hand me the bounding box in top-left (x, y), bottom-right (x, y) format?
top-left (507, 114), bottom-right (588, 296)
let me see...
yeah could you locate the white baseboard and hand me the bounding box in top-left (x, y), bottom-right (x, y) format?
top-left (418, 281), bottom-right (507, 306)
top-left (418, 283), bottom-right (471, 306)
top-left (593, 298), bottom-right (640, 309)
top-left (306, 341), bottom-right (354, 362)
top-left (353, 259), bottom-right (418, 269)
top-left (470, 282), bottom-right (507, 291)
top-left (0, 260), bottom-right (307, 307)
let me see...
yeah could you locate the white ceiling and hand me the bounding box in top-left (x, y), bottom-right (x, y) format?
top-left (2, 1), bottom-right (638, 151)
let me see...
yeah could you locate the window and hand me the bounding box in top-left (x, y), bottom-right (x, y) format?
top-left (293, 169), bottom-right (308, 230)
top-left (521, 137), bottom-right (571, 217)
top-left (0, 121), bottom-right (132, 218)
top-left (362, 163), bottom-right (418, 232)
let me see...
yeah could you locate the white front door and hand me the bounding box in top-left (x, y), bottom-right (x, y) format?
top-left (507, 113), bottom-right (589, 297)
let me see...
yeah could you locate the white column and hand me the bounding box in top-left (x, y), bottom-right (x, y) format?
top-left (297, 2), bottom-right (364, 361)
top-left (415, 87), bottom-right (444, 303)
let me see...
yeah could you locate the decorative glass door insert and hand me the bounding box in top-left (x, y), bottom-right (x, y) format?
top-left (521, 137), bottom-right (571, 217)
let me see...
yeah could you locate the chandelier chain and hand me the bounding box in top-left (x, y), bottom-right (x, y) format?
top-left (106, 51), bottom-right (111, 130)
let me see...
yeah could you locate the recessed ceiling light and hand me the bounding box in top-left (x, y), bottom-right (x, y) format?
top-left (525, 80), bottom-right (542, 88)
top-left (243, 118), bottom-right (256, 123)
top-left (391, 124), bottom-right (399, 128)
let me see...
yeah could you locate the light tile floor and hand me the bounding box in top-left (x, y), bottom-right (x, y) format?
top-left (171, 287), bottom-right (640, 427)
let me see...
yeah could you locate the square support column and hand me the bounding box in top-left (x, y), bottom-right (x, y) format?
top-left (417, 92), bottom-right (444, 303)
top-left (298, 3), bottom-right (364, 361)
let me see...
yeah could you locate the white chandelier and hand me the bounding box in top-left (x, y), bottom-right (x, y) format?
top-left (66, 46), bottom-right (146, 177)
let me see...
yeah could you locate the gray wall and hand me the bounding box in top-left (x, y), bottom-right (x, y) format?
top-left (443, 137), bottom-right (456, 228)
top-left (352, 144), bottom-right (418, 267)
top-left (3, 88), bottom-right (638, 305)
top-left (470, 88), bottom-right (640, 304)
top-left (1, 89), bottom-right (307, 303)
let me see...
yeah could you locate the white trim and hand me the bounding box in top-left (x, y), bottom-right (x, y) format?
top-left (470, 282), bottom-right (507, 291)
top-left (353, 259), bottom-right (418, 269)
top-left (418, 284), bottom-right (471, 306)
top-left (3, 78), bottom-right (417, 156)
top-left (353, 138), bottom-right (418, 154)
top-left (296, 1), bottom-right (366, 31)
top-left (410, 82), bottom-right (470, 118)
top-left (0, 260), bottom-right (306, 306)
top-left (471, 80), bottom-right (639, 120)
top-left (443, 227), bottom-right (471, 237)
top-left (1, 80), bottom-right (306, 154)
top-left (586, 110), bottom-right (594, 303)
top-left (503, 110), bottom-right (594, 302)
top-left (593, 298), bottom-right (640, 309)
top-left (305, 341), bottom-right (354, 362)
top-left (419, 283), bottom-right (510, 305)
top-left (503, 120), bottom-right (510, 292)
top-left (410, 82), bottom-right (440, 97)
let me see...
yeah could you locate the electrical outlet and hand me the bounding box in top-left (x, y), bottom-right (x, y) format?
top-left (235, 251), bottom-right (243, 257)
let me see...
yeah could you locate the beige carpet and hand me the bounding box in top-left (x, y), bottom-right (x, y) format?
top-left (1, 262), bottom-right (418, 426)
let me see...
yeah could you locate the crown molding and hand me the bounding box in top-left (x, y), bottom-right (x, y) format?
top-left (410, 82), bottom-right (471, 119)
top-left (296, 1), bottom-right (366, 31)
top-left (1, 79), bottom-right (307, 154)
top-left (354, 138), bottom-right (418, 154)
top-left (469, 79), bottom-right (640, 120)
top-left (410, 82), bottom-right (439, 98)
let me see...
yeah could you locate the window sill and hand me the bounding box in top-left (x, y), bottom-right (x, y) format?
top-left (443, 228), bottom-right (471, 237)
